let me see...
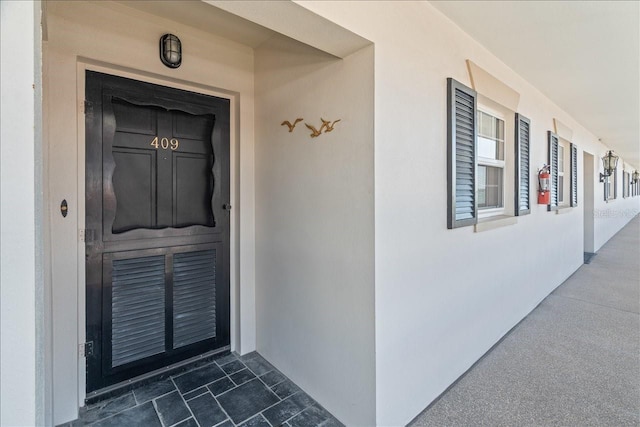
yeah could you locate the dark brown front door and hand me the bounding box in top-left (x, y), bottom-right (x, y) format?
top-left (85, 71), bottom-right (230, 393)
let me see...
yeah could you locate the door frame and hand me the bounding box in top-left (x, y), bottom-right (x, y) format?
top-left (75, 60), bottom-right (241, 405)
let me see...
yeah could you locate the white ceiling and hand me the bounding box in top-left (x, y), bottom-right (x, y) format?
top-left (114, 1), bottom-right (277, 48)
top-left (430, 0), bottom-right (640, 168)
top-left (115, 1), bottom-right (369, 57)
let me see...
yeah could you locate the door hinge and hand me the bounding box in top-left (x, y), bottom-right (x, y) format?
top-left (79, 341), bottom-right (94, 358)
top-left (79, 229), bottom-right (95, 242)
top-left (83, 100), bottom-right (93, 115)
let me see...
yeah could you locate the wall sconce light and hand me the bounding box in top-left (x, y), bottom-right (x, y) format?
top-left (633, 170), bottom-right (640, 184)
top-left (599, 150), bottom-right (619, 182)
top-left (160, 34), bottom-right (181, 68)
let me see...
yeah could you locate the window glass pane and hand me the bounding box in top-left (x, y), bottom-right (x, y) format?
top-left (558, 175), bottom-right (564, 202)
top-left (478, 166), bottom-right (486, 206)
top-left (496, 137), bottom-right (504, 160)
top-left (478, 136), bottom-right (498, 159)
top-left (479, 111), bottom-right (492, 137)
top-left (477, 111), bottom-right (504, 160)
top-left (558, 145), bottom-right (565, 173)
top-left (496, 116), bottom-right (504, 141)
top-left (478, 165), bottom-right (503, 209)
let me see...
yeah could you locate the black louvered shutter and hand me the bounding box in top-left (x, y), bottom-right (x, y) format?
top-left (514, 114), bottom-right (531, 215)
top-left (447, 78), bottom-right (477, 229)
top-left (548, 131), bottom-right (560, 211)
top-left (570, 143), bottom-right (578, 207)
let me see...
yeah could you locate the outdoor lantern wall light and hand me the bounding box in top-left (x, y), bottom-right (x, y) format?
top-left (599, 150), bottom-right (619, 182)
top-left (160, 34), bottom-right (181, 68)
top-left (633, 170), bottom-right (640, 184)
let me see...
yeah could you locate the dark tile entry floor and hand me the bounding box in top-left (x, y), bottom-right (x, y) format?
top-left (65, 352), bottom-right (343, 427)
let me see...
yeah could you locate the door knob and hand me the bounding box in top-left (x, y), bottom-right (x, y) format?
top-left (223, 204), bottom-right (232, 211)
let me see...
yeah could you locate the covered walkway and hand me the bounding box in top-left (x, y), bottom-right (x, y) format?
top-left (412, 216), bottom-right (639, 426)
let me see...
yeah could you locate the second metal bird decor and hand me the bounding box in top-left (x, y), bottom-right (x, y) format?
top-left (282, 117), bottom-right (341, 138)
top-left (305, 123), bottom-right (323, 138)
top-left (320, 118), bottom-right (341, 133)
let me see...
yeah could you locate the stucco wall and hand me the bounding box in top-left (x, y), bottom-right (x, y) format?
top-left (593, 163), bottom-right (640, 251)
top-left (7, 1), bottom-right (638, 425)
top-left (295, 2), bottom-right (639, 425)
top-left (254, 36), bottom-right (375, 426)
top-left (44, 2), bottom-right (257, 424)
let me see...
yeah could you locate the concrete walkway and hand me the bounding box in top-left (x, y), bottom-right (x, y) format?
top-left (411, 216), bottom-right (639, 427)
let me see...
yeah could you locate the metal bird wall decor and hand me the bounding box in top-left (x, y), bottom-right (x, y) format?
top-left (305, 123), bottom-right (323, 138)
top-left (281, 118), bottom-right (304, 132)
top-left (320, 118), bottom-right (341, 133)
top-left (281, 117), bottom-right (342, 138)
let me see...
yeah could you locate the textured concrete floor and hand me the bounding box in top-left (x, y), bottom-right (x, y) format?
top-left (411, 216), bottom-right (639, 427)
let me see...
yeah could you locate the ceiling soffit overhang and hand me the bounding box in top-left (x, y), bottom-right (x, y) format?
top-left (114, 1), bottom-right (371, 58)
top-left (204, 0), bottom-right (371, 58)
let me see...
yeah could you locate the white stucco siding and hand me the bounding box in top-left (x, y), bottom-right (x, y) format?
top-left (254, 37), bottom-right (376, 426)
top-left (593, 163), bottom-right (640, 251)
top-left (296, 2), bottom-right (639, 425)
top-left (3, 1), bottom-right (638, 426)
top-left (0, 1), bottom-right (43, 426)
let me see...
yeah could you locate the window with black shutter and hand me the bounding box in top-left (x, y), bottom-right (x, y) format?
top-left (447, 77), bottom-right (534, 229)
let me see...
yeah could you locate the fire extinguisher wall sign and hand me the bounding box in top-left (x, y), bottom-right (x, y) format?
top-left (538, 165), bottom-right (551, 204)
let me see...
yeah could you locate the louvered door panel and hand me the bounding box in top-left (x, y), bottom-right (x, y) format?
top-left (173, 250), bottom-right (217, 349)
top-left (111, 255), bottom-right (166, 367)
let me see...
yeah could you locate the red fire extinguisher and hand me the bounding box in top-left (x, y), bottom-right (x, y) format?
top-left (538, 165), bottom-right (551, 204)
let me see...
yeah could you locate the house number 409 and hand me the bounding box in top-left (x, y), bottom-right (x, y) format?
top-left (150, 136), bottom-right (179, 150)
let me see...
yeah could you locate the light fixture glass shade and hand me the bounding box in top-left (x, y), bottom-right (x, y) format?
top-left (601, 150), bottom-right (619, 176)
top-left (160, 34), bottom-right (181, 68)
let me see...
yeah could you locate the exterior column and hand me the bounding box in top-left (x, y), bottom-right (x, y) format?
top-left (0, 1), bottom-right (45, 425)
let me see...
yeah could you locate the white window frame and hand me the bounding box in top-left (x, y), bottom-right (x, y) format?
top-left (477, 106), bottom-right (506, 219)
